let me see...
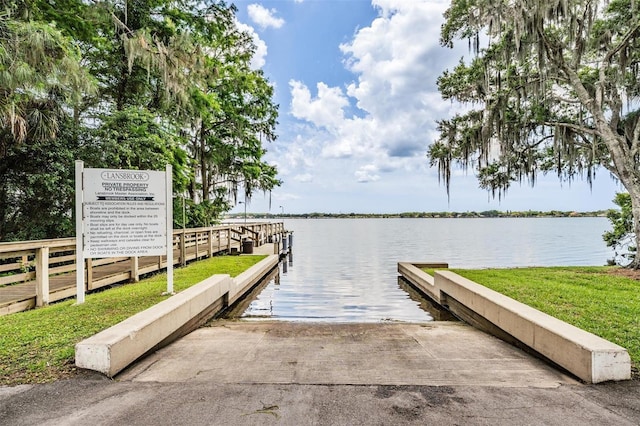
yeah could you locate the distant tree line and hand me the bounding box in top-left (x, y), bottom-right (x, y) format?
top-left (228, 210), bottom-right (608, 220)
top-left (0, 0), bottom-right (280, 241)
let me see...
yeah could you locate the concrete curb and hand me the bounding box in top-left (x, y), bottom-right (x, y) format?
top-left (398, 262), bottom-right (631, 383)
top-left (230, 255), bottom-right (279, 305)
top-left (75, 255), bottom-right (279, 377)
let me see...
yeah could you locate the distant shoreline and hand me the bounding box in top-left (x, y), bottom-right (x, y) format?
top-left (226, 210), bottom-right (609, 220)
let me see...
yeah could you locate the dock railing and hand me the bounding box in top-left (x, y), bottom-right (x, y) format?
top-left (0, 222), bottom-right (285, 315)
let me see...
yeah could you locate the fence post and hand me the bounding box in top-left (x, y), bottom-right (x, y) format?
top-left (131, 256), bottom-right (139, 282)
top-left (180, 232), bottom-right (186, 267)
top-left (208, 229), bottom-right (213, 257)
top-left (35, 247), bottom-right (49, 307)
top-left (86, 258), bottom-right (93, 290)
top-left (227, 227), bottom-right (232, 254)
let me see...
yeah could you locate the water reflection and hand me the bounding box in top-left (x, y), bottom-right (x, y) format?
top-left (233, 217), bottom-right (612, 323)
top-left (238, 251), bottom-right (437, 323)
top-left (222, 266), bottom-right (280, 320)
top-left (397, 277), bottom-right (456, 321)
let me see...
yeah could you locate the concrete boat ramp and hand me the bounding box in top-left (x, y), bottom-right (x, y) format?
top-left (120, 321), bottom-right (574, 387)
top-left (1, 256), bottom-right (639, 424)
top-left (2, 320), bottom-right (640, 425)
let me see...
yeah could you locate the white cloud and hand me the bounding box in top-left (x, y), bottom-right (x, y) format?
top-left (284, 135), bottom-right (316, 169)
top-left (282, 0), bottom-right (465, 188)
top-left (247, 4), bottom-right (285, 30)
top-left (274, 192), bottom-right (300, 202)
top-left (294, 173), bottom-right (314, 183)
top-left (290, 80), bottom-right (349, 131)
top-left (240, 0), bottom-right (618, 214)
top-left (355, 165), bottom-right (380, 183)
top-left (235, 21), bottom-right (267, 69)
top-left (340, 0), bottom-right (450, 116)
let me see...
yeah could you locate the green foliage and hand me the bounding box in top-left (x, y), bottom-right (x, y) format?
top-left (0, 0), bottom-right (281, 241)
top-left (0, 120), bottom-right (79, 240)
top-left (446, 267), bottom-right (640, 372)
top-left (430, 0), bottom-right (640, 264)
top-left (85, 107), bottom-right (189, 191)
top-left (603, 193), bottom-right (636, 266)
top-left (0, 15), bottom-right (95, 152)
top-left (173, 195), bottom-right (230, 228)
top-left (0, 254), bottom-right (266, 385)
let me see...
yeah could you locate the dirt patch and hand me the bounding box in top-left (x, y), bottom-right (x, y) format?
top-left (607, 267), bottom-right (640, 281)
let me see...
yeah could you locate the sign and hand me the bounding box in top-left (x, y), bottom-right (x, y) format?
top-left (75, 161), bottom-right (174, 304)
top-left (82, 168), bottom-right (167, 258)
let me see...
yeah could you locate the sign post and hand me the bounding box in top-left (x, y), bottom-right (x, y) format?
top-left (75, 161), bottom-right (85, 304)
top-left (75, 162), bottom-right (173, 303)
top-left (165, 164), bottom-right (173, 294)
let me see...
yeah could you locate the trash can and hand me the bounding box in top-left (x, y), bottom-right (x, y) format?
top-left (242, 238), bottom-right (254, 254)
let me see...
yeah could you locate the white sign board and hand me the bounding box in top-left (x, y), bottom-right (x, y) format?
top-left (82, 168), bottom-right (167, 258)
top-left (75, 162), bottom-right (174, 304)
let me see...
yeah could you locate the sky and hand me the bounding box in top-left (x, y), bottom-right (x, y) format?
top-left (229, 0), bottom-right (624, 215)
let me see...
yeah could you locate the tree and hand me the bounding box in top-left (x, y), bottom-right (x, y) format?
top-left (0, 0), bottom-right (280, 240)
top-left (93, 0), bottom-right (280, 222)
top-left (603, 192), bottom-right (636, 266)
top-left (0, 16), bottom-right (94, 157)
top-left (0, 13), bottom-right (95, 240)
top-left (428, 0), bottom-right (640, 267)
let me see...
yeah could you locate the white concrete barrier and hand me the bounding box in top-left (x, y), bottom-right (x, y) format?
top-left (398, 263), bottom-right (631, 383)
top-left (76, 255), bottom-right (280, 377)
top-left (230, 255), bottom-right (279, 304)
top-left (397, 262), bottom-right (447, 303)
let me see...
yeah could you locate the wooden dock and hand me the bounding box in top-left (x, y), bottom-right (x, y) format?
top-left (0, 222), bottom-right (287, 316)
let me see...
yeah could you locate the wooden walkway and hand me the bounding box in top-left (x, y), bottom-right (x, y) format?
top-left (0, 222), bottom-right (287, 315)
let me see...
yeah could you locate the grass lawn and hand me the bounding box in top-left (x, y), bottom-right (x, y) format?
top-left (426, 266), bottom-right (640, 375)
top-left (0, 255), bottom-right (266, 386)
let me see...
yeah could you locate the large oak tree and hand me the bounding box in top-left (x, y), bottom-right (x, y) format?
top-left (428, 0), bottom-right (640, 267)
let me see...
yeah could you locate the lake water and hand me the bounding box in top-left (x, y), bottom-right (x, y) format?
top-left (238, 217), bottom-right (613, 323)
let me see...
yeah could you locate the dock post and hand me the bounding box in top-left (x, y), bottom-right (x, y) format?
top-left (35, 246), bottom-right (49, 307)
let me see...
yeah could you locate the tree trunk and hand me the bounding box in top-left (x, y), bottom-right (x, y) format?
top-left (586, 102), bottom-right (640, 268)
top-left (628, 188), bottom-right (640, 269)
top-left (200, 123), bottom-right (208, 202)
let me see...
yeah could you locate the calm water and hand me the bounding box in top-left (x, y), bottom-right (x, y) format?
top-left (239, 217), bottom-right (613, 323)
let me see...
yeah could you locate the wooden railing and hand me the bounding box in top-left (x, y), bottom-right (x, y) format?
top-left (0, 222), bottom-right (285, 314)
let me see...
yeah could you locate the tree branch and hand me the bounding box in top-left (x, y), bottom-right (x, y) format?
top-left (632, 121), bottom-right (640, 159)
top-left (543, 120), bottom-right (596, 137)
top-left (602, 23), bottom-right (640, 65)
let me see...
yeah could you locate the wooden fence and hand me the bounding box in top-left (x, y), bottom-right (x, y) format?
top-left (0, 222), bottom-right (286, 315)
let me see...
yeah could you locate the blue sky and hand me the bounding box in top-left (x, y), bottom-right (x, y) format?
top-left (229, 0), bottom-right (623, 215)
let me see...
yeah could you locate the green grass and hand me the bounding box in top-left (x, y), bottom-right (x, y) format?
top-left (0, 255), bottom-right (266, 386)
top-left (425, 266), bottom-right (640, 373)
